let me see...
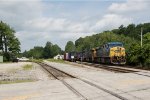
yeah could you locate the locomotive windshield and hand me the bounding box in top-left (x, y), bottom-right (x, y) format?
top-left (108, 43), bottom-right (123, 47)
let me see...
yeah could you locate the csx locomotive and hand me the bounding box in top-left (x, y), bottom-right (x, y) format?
top-left (64, 42), bottom-right (126, 65)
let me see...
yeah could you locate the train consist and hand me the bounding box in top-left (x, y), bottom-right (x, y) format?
top-left (64, 42), bottom-right (126, 65)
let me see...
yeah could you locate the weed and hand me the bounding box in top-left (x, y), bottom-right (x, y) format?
top-left (23, 64), bottom-right (33, 70)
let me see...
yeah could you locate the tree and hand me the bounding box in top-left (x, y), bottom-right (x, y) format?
top-left (127, 43), bottom-right (142, 66)
top-left (125, 24), bottom-right (135, 36)
top-left (118, 25), bottom-right (126, 34)
top-left (65, 41), bottom-right (75, 52)
top-left (142, 32), bottom-right (150, 67)
top-left (143, 32), bottom-right (150, 43)
top-left (51, 44), bottom-right (61, 57)
top-left (8, 38), bottom-right (20, 54)
top-left (26, 46), bottom-right (44, 59)
top-left (0, 21), bottom-right (20, 61)
top-left (43, 41), bottom-right (53, 58)
top-left (75, 37), bottom-right (84, 51)
top-left (22, 50), bottom-right (28, 57)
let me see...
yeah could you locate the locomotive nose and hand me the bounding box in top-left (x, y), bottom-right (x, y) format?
top-left (114, 47), bottom-right (122, 57)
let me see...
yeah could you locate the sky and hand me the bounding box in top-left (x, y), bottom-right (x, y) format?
top-left (0, 0), bottom-right (150, 52)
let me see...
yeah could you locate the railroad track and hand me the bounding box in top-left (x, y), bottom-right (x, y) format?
top-left (77, 61), bottom-right (150, 78)
top-left (37, 62), bottom-right (128, 100)
top-left (133, 72), bottom-right (150, 77)
top-left (76, 61), bottom-right (138, 73)
top-left (37, 62), bottom-right (88, 100)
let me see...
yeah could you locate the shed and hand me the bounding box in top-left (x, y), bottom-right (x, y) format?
top-left (0, 56), bottom-right (3, 63)
top-left (53, 54), bottom-right (64, 60)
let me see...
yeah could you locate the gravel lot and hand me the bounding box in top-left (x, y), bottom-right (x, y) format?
top-left (0, 62), bottom-right (50, 83)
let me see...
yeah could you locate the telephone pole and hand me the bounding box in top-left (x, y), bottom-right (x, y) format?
top-left (141, 27), bottom-right (143, 47)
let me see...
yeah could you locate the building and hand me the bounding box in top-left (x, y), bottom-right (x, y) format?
top-left (53, 54), bottom-right (64, 60)
top-left (18, 57), bottom-right (29, 62)
top-left (0, 56), bottom-right (3, 63)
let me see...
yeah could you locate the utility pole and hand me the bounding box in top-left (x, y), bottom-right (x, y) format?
top-left (141, 27), bottom-right (143, 47)
top-left (139, 28), bottom-right (143, 67)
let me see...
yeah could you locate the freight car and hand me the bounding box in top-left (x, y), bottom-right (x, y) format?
top-left (64, 53), bottom-right (69, 60)
top-left (76, 52), bottom-right (83, 61)
top-left (64, 52), bottom-right (77, 62)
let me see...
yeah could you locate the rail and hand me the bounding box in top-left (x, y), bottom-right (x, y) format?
top-left (37, 62), bottom-right (128, 100)
top-left (37, 62), bottom-right (88, 100)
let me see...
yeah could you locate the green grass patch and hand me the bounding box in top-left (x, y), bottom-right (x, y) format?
top-left (47, 59), bottom-right (67, 64)
top-left (23, 64), bottom-right (33, 70)
top-left (0, 80), bottom-right (34, 84)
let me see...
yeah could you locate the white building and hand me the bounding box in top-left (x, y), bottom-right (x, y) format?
top-left (53, 54), bottom-right (64, 60)
top-left (0, 56), bottom-right (3, 63)
top-left (18, 57), bottom-right (29, 62)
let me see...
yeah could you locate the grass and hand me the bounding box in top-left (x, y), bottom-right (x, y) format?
top-left (23, 64), bottom-right (33, 70)
top-left (47, 59), bottom-right (67, 64)
top-left (0, 80), bottom-right (34, 84)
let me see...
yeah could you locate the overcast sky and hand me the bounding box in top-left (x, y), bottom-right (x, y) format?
top-left (0, 0), bottom-right (150, 52)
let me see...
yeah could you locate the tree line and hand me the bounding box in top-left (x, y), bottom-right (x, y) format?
top-left (22, 41), bottom-right (63, 59)
top-left (65, 23), bottom-right (150, 68)
top-left (0, 21), bottom-right (20, 61)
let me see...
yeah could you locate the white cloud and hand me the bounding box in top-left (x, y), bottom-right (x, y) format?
top-left (0, 0), bottom-right (43, 31)
top-left (24, 17), bottom-right (91, 33)
top-left (59, 32), bottom-right (93, 40)
top-left (107, 0), bottom-right (150, 25)
top-left (90, 14), bottom-right (132, 32)
top-left (108, 0), bottom-right (149, 14)
top-left (0, 1), bottom-right (150, 51)
top-left (16, 31), bottom-right (52, 50)
top-left (24, 18), bottom-right (69, 32)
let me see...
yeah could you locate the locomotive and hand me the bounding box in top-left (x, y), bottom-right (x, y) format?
top-left (64, 42), bottom-right (126, 65)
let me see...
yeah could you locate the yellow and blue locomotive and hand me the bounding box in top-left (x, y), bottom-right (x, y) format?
top-left (93, 42), bottom-right (126, 64)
